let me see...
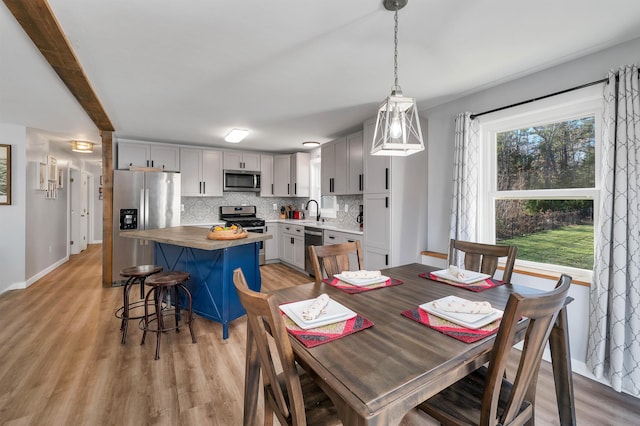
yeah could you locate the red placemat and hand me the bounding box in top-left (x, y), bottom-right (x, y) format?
top-left (401, 307), bottom-right (501, 343)
top-left (282, 313), bottom-right (374, 348)
top-left (419, 272), bottom-right (505, 292)
top-left (323, 277), bottom-right (403, 293)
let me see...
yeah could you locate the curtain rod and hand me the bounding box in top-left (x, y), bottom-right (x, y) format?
top-left (470, 77), bottom-right (609, 120)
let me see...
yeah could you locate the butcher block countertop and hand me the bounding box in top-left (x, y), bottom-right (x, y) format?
top-left (120, 226), bottom-right (272, 251)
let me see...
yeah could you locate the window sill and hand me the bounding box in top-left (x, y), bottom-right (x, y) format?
top-left (420, 250), bottom-right (591, 287)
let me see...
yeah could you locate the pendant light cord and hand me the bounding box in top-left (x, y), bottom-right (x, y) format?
top-left (393, 9), bottom-right (399, 91)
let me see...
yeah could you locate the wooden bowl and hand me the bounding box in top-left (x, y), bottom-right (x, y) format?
top-left (207, 229), bottom-right (248, 240)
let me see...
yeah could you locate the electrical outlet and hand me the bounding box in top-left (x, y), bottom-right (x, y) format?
top-left (180, 204), bottom-right (185, 212)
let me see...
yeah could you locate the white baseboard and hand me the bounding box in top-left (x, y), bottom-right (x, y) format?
top-left (25, 256), bottom-right (69, 287)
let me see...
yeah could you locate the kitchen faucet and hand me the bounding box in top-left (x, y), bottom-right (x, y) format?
top-left (305, 199), bottom-right (320, 221)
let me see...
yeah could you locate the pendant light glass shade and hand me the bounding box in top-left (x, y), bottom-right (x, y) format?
top-left (371, 1), bottom-right (424, 156)
top-left (371, 90), bottom-right (424, 156)
top-left (71, 140), bottom-right (94, 153)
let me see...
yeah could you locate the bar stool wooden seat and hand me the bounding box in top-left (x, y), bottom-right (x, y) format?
top-left (116, 264), bottom-right (163, 344)
top-left (140, 271), bottom-right (197, 360)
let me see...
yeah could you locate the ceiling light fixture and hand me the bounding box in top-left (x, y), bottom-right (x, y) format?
top-left (371, 0), bottom-right (424, 157)
top-left (225, 128), bottom-right (249, 143)
top-left (302, 141), bottom-right (320, 148)
top-left (71, 140), bottom-right (94, 153)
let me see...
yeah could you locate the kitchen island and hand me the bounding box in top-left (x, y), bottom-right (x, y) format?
top-left (121, 226), bottom-right (272, 339)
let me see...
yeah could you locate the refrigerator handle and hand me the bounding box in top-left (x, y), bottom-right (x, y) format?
top-left (139, 188), bottom-right (145, 246)
top-left (144, 188), bottom-right (150, 229)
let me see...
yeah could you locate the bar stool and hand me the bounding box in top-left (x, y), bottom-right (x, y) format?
top-left (140, 271), bottom-right (197, 360)
top-left (116, 264), bottom-right (163, 344)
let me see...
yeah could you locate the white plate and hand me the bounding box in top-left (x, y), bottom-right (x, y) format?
top-left (419, 295), bottom-right (503, 329)
top-left (333, 273), bottom-right (389, 287)
top-left (431, 268), bottom-right (491, 284)
top-left (280, 298), bottom-right (357, 329)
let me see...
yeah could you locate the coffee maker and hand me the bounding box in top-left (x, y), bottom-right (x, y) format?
top-left (356, 204), bottom-right (363, 229)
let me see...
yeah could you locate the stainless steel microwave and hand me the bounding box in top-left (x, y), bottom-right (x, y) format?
top-left (223, 169), bottom-right (261, 192)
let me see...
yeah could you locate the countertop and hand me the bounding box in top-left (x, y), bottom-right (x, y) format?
top-left (267, 219), bottom-right (363, 236)
top-left (120, 226), bottom-right (272, 251)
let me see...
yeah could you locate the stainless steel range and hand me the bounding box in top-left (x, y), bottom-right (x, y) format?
top-left (220, 205), bottom-right (266, 265)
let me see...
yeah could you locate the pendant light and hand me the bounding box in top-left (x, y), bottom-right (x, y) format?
top-left (371, 0), bottom-right (424, 156)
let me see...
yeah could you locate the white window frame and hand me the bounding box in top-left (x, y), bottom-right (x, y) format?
top-left (476, 84), bottom-right (603, 278)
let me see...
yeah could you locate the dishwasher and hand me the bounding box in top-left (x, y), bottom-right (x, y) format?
top-left (304, 226), bottom-right (324, 277)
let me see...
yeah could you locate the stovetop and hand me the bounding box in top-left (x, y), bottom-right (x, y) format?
top-left (220, 205), bottom-right (265, 228)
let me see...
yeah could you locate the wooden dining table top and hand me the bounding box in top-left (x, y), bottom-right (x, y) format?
top-left (265, 263), bottom-right (551, 425)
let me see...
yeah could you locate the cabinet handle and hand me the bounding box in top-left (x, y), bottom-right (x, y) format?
top-left (271, 183), bottom-right (274, 195)
top-left (151, 160), bottom-right (154, 167)
top-left (329, 236), bottom-right (335, 239)
top-left (203, 181), bottom-right (206, 194)
top-left (385, 196), bottom-right (388, 208)
top-left (294, 183), bottom-right (297, 194)
top-left (347, 239), bottom-right (354, 243)
top-left (146, 160), bottom-right (150, 167)
top-left (287, 183), bottom-right (290, 194)
top-left (359, 174), bottom-right (363, 191)
top-left (385, 168), bottom-right (389, 190)
top-left (199, 182), bottom-right (202, 194)
top-left (385, 254), bottom-right (389, 266)
top-left (291, 237), bottom-right (294, 244)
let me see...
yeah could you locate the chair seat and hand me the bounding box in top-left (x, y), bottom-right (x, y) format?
top-left (145, 271), bottom-right (190, 287)
top-left (272, 368), bottom-right (342, 426)
top-left (120, 264), bottom-right (163, 278)
top-left (418, 366), bottom-right (532, 426)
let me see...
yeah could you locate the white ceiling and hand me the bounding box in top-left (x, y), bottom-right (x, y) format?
top-left (2, 0), bottom-right (640, 161)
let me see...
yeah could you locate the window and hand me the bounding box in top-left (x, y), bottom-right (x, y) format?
top-left (477, 85), bottom-right (603, 274)
top-left (309, 157), bottom-right (337, 219)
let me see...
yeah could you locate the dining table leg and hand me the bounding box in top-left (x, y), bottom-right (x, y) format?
top-left (243, 326), bottom-right (261, 426)
top-left (548, 305), bottom-right (576, 426)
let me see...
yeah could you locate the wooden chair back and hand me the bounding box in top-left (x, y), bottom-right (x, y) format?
top-left (449, 239), bottom-right (518, 284)
top-left (233, 268), bottom-right (308, 425)
top-left (233, 268), bottom-right (341, 426)
top-left (481, 274), bottom-right (572, 425)
top-left (308, 240), bottom-right (364, 284)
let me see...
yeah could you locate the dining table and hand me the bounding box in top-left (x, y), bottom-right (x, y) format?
top-left (243, 263), bottom-right (576, 426)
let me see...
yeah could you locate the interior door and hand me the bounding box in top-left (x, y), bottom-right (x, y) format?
top-left (70, 169), bottom-right (89, 254)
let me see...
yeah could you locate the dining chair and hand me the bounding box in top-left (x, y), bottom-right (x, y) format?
top-left (449, 239), bottom-right (518, 284)
top-left (308, 240), bottom-right (364, 284)
top-left (417, 274), bottom-right (572, 426)
top-left (232, 268), bottom-right (342, 426)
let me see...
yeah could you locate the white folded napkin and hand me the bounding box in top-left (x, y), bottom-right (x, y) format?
top-left (301, 294), bottom-right (330, 321)
top-left (432, 298), bottom-right (493, 314)
top-left (340, 270), bottom-right (381, 280)
top-left (448, 265), bottom-right (466, 280)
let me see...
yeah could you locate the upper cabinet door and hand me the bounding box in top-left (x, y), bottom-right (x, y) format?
top-left (273, 154), bottom-right (291, 196)
top-left (363, 119), bottom-right (390, 194)
top-left (260, 154), bottom-right (274, 197)
top-left (150, 145), bottom-right (180, 171)
top-left (202, 150), bottom-right (223, 196)
top-left (223, 151), bottom-right (261, 171)
top-left (118, 142), bottom-right (150, 169)
top-left (347, 130), bottom-right (364, 194)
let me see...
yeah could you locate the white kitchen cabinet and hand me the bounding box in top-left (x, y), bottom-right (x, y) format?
top-left (362, 117), bottom-right (429, 270)
top-left (223, 151), bottom-right (260, 171)
top-left (347, 130), bottom-right (364, 194)
top-left (281, 224), bottom-right (305, 270)
top-left (363, 120), bottom-right (390, 194)
top-left (264, 222), bottom-right (280, 262)
top-left (323, 230), bottom-right (363, 268)
top-left (273, 153), bottom-right (310, 197)
top-left (321, 131), bottom-right (363, 196)
top-left (117, 139), bottom-right (180, 171)
top-left (273, 154), bottom-right (291, 196)
top-left (321, 138), bottom-right (347, 195)
top-left (180, 147), bottom-right (223, 197)
top-left (290, 152), bottom-right (310, 197)
top-left (260, 154), bottom-right (274, 197)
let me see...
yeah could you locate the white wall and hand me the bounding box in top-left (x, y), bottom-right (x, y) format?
top-left (0, 123), bottom-right (26, 294)
top-left (421, 36), bottom-right (640, 388)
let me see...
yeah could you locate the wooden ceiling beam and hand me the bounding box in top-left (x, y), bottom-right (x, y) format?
top-left (3, 0), bottom-right (114, 131)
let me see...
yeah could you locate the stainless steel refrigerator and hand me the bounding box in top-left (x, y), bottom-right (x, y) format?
top-left (112, 170), bottom-right (181, 285)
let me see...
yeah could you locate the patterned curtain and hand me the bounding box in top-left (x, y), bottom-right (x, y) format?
top-left (587, 65), bottom-right (640, 397)
top-left (449, 112), bottom-right (480, 246)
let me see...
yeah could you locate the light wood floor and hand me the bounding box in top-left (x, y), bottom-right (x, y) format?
top-left (1, 244), bottom-right (638, 425)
